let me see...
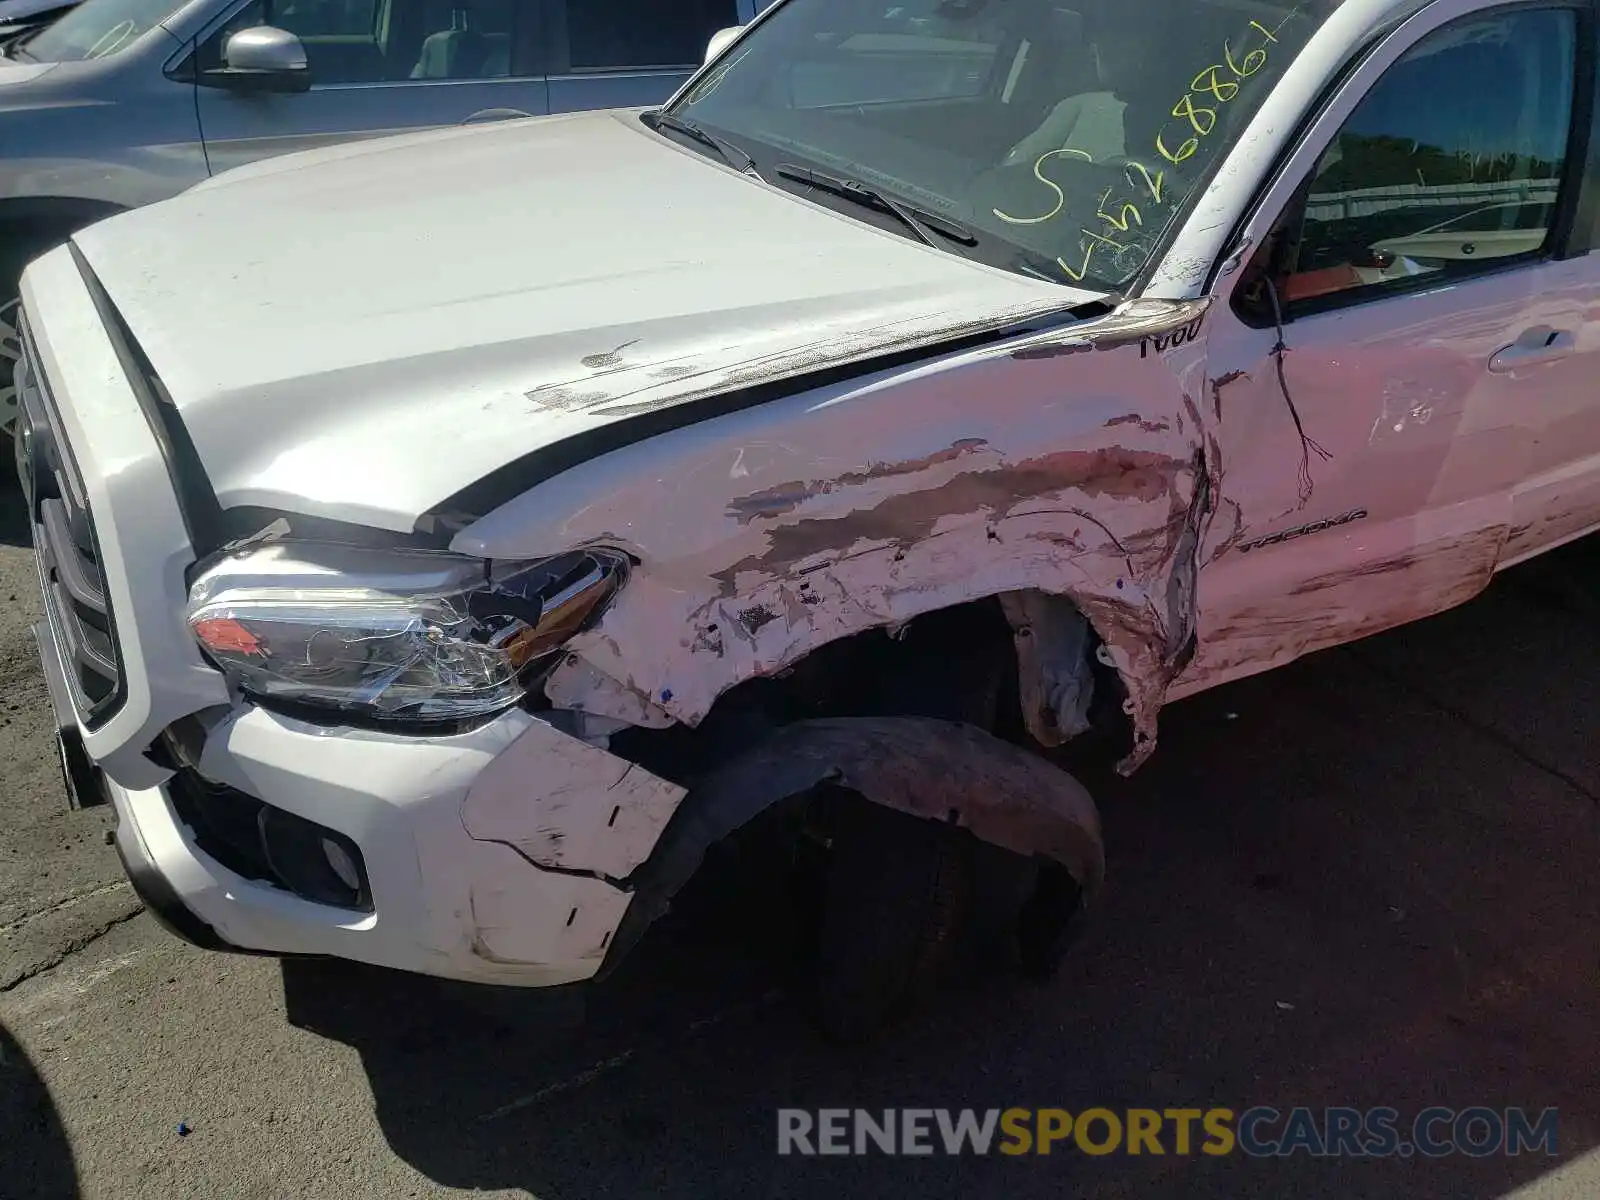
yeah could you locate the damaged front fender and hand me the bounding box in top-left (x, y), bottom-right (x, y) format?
top-left (468, 295), bottom-right (1222, 775)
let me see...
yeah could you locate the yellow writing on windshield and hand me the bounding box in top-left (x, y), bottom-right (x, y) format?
top-left (1040, 156), bottom-right (1169, 283)
top-left (1156, 16), bottom-right (1294, 164)
top-left (1125, 160), bottom-right (1165, 206)
top-left (992, 148), bottom-right (1096, 225)
top-left (995, 8), bottom-right (1300, 285)
top-left (1097, 189), bottom-right (1144, 233)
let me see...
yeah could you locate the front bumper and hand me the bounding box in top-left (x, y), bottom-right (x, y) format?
top-left (19, 244), bottom-right (689, 987)
top-left (118, 712), bottom-right (679, 985)
top-left (39, 624), bottom-right (689, 986)
top-left (108, 767), bottom-right (237, 955)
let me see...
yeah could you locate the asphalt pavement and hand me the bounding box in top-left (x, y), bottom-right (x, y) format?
top-left (1, 471), bottom-right (1598, 1200)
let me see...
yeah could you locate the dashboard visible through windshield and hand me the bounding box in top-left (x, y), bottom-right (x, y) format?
top-left (20, 0), bottom-right (178, 60)
top-left (668, 0), bottom-right (1340, 290)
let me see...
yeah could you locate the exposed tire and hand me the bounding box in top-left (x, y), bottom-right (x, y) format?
top-left (814, 798), bottom-right (973, 1043)
top-left (1, 210), bottom-right (123, 441)
top-left (0, 296), bottom-right (20, 440)
top-left (1014, 862), bottom-right (1087, 981)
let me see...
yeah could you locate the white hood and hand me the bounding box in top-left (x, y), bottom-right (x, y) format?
top-left (71, 109), bottom-right (1094, 533)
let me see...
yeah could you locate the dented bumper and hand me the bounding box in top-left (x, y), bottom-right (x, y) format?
top-left (109, 704), bottom-right (686, 986)
top-left (20, 241), bottom-right (697, 988)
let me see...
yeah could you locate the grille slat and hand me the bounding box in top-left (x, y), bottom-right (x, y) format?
top-left (39, 498), bottom-right (107, 613)
top-left (16, 309), bottom-right (126, 727)
top-left (49, 581), bottom-right (118, 688)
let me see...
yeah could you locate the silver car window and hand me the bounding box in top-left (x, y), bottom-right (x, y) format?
top-left (23, 0), bottom-right (182, 60)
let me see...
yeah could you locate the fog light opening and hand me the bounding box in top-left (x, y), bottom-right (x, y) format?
top-left (255, 806), bottom-right (371, 912)
top-left (321, 837), bottom-right (361, 891)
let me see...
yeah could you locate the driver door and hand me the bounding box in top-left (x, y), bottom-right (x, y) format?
top-left (191, 0), bottom-right (550, 175)
top-left (1172, 0), bottom-right (1598, 697)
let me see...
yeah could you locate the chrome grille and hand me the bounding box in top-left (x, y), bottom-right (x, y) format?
top-left (14, 309), bottom-right (124, 727)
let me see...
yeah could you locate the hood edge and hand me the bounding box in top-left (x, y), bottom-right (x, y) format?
top-left (430, 294), bottom-right (1112, 541)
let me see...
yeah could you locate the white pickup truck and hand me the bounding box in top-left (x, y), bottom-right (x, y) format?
top-left (15, 0), bottom-right (1600, 1038)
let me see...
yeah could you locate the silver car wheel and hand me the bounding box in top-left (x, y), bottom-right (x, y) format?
top-left (0, 297), bottom-right (20, 439)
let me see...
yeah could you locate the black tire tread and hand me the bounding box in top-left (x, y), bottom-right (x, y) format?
top-left (815, 801), bottom-right (971, 1043)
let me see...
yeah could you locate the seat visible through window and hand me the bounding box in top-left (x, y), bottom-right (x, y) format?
top-left (410, 0), bottom-right (511, 79)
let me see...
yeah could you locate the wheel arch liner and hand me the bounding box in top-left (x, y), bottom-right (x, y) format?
top-left (599, 716), bottom-right (1105, 977)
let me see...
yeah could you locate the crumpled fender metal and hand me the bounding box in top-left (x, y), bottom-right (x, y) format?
top-left (599, 716), bottom-right (1104, 976)
top-left (488, 296), bottom-right (1218, 774)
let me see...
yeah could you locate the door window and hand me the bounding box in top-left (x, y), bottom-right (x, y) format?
top-left (563, 0), bottom-right (738, 70)
top-left (1262, 8), bottom-right (1578, 311)
top-left (199, 0), bottom-right (518, 84)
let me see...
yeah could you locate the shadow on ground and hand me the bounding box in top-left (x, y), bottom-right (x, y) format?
top-left (275, 539), bottom-right (1600, 1197)
top-left (0, 1022), bottom-right (79, 1200)
top-left (0, 467), bottom-right (27, 550)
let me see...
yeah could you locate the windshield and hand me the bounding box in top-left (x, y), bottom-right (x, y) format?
top-left (22, 0), bottom-right (177, 60)
top-left (668, 0), bottom-right (1342, 290)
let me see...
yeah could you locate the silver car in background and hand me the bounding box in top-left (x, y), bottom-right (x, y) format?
top-left (0, 0), bottom-right (772, 432)
top-left (0, 0), bottom-right (81, 46)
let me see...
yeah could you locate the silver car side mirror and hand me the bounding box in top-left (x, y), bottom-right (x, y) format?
top-left (704, 25), bottom-right (745, 65)
top-left (204, 25), bottom-right (311, 94)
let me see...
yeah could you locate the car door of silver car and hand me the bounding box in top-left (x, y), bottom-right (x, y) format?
top-left (542, 0), bottom-right (752, 112)
top-left (189, 0), bottom-right (551, 175)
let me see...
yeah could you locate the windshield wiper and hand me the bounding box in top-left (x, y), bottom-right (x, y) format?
top-left (775, 164), bottom-right (978, 251)
top-left (649, 112), bottom-right (763, 180)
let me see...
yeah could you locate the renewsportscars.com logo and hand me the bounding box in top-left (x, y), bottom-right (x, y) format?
top-left (777, 1107), bottom-right (1560, 1158)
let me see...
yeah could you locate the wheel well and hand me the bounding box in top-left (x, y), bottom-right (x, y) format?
top-left (608, 594), bottom-right (1129, 786)
top-left (599, 714), bottom-right (1108, 987)
top-left (0, 199), bottom-right (125, 296)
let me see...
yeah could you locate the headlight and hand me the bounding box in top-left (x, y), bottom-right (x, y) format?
top-left (185, 541), bottom-right (628, 723)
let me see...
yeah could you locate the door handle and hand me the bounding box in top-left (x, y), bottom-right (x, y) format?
top-left (1488, 326), bottom-right (1575, 373)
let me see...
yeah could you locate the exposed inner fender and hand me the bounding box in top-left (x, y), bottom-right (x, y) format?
top-left (599, 716), bottom-right (1104, 977)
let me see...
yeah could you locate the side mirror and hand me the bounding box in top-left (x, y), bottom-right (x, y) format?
top-left (202, 26), bottom-right (311, 94)
top-left (703, 25), bottom-right (745, 65)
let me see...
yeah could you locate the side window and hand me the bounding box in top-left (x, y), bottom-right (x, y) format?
top-left (277, 0), bottom-right (378, 36)
top-left (199, 0), bottom-right (517, 85)
top-left (1272, 9), bottom-right (1578, 310)
top-left (406, 0), bottom-right (515, 80)
top-left (563, 0), bottom-right (739, 71)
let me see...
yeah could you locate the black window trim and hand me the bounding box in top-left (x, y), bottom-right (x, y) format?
top-left (1226, 0), bottom-right (1597, 328)
top-left (548, 63), bottom-right (707, 77)
top-left (1565, 0), bottom-right (1600, 251)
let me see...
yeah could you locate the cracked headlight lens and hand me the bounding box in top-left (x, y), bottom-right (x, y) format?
top-left (185, 541), bottom-right (627, 722)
